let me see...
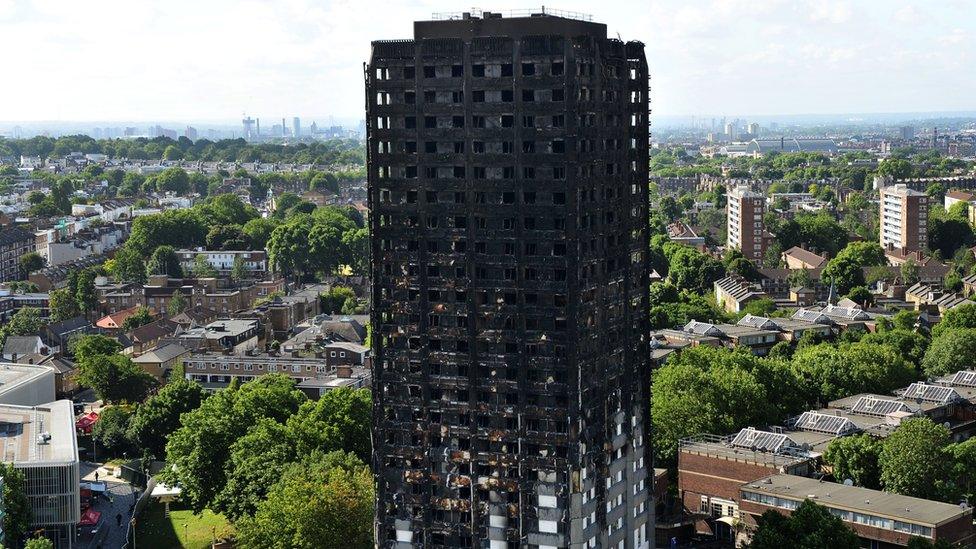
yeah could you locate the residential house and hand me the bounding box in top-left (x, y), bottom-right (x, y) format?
top-left (714, 276), bottom-right (768, 314)
top-left (132, 344), bottom-right (190, 379)
top-left (42, 316), bottom-right (93, 354)
top-left (125, 318), bottom-right (180, 356)
top-left (2, 335), bottom-right (47, 361)
top-left (781, 246), bottom-right (826, 269)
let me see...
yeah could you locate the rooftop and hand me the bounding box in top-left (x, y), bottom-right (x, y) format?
top-left (742, 474), bottom-right (971, 526)
top-left (0, 400), bottom-right (77, 465)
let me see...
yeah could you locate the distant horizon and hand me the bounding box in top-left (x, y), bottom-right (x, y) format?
top-left (1, 1), bottom-right (973, 122)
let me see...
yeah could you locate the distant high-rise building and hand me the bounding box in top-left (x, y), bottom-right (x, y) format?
top-left (899, 126), bottom-right (915, 140)
top-left (727, 185), bottom-right (766, 261)
top-left (242, 117), bottom-right (256, 140)
top-left (880, 184), bottom-right (928, 252)
top-left (309, 121), bottom-right (318, 136)
top-left (747, 122), bottom-right (760, 136)
top-left (185, 126), bottom-right (198, 140)
top-left (281, 118), bottom-right (287, 137)
top-left (367, 10), bottom-right (652, 548)
top-left (724, 121), bottom-right (736, 140)
top-left (292, 117), bottom-right (301, 137)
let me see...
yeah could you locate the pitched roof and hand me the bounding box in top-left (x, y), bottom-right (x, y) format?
top-left (2, 336), bottom-right (44, 357)
top-left (782, 246), bottom-right (827, 268)
top-left (132, 344), bottom-right (189, 364)
top-left (96, 306), bottom-right (142, 329)
top-left (128, 319), bottom-right (179, 344)
top-left (44, 316), bottom-right (90, 337)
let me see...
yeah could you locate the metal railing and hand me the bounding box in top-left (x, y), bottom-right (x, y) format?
top-left (431, 7), bottom-right (594, 22)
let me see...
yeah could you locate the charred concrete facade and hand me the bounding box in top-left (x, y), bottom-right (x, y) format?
top-left (366, 11), bottom-right (651, 549)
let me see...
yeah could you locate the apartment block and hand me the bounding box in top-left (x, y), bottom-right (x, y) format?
top-left (0, 226), bottom-right (35, 282)
top-left (367, 10), bottom-right (651, 548)
top-left (726, 185), bottom-right (765, 261)
top-left (880, 184), bottom-right (928, 252)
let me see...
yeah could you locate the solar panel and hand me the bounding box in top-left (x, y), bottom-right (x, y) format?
top-left (731, 428), bottom-right (796, 453)
top-left (793, 411), bottom-right (859, 436)
top-left (902, 383), bottom-right (960, 404)
top-left (949, 371), bottom-right (976, 387)
top-left (851, 396), bottom-right (913, 417)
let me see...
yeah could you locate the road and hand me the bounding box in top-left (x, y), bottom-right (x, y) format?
top-left (77, 462), bottom-right (138, 549)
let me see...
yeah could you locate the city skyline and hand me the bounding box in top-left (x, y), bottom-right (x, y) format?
top-left (1, 0), bottom-right (972, 122)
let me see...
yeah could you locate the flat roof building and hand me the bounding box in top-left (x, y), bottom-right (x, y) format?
top-left (880, 184), bottom-right (929, 252)
top-left (0, 400), bottom-right (80, 548)
top-left (739, 474), bottom-right (974, 547)
top-left (727, 185), bottom-right (766, 261)
top-left (368, 9), bottom-right (651, 548)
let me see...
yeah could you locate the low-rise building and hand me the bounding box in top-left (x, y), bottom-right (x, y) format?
top-left (0, 400), bottom-right (80, 547)
top-left (739, 475), bottom-right (974, 547)
top-left (781, 246), bottom-right (827, 269)
top-left (132, 344), bottom-right (190, 380)
top-left (181, 348), bottom-right (371, 395)
top-left (175, 249), bottom-right (268, 277)
top-left (166, 319), bottom-right (260, 354)
top-left (678, 428), bottom-right (820, 541)
top-left (714, 276), bottom-right (768, 314)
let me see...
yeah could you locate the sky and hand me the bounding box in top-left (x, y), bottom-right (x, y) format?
top-left (0, 0), bottom-right (973, 123)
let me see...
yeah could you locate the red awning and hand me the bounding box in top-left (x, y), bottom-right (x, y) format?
top-left (75, 412), bottom-right (99, 434)
top-left (78, 508), bottom-right (101, 527)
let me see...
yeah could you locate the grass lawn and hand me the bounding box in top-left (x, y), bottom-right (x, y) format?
top-left (134, 501), bottom-right (234, 549)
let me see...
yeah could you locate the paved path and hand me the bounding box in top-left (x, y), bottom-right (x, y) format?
top-left (78, 462), bottom-right (138, 549)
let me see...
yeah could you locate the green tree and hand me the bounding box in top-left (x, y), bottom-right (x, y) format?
top-left (0, 463), bottom-right (30, 546)
top-left (192, 254), bottom-right (218, 278)
top-left (166, 290), bottom-right (188, 316)
top-left (121, 307), bottom-right (153, 332)
top-left (162, 145), bottom-right (183, 161)
top-left (651, 347), bottom-right (799, 463)
top-left (92, 405), bottom-right (134, 456)
top-left (161, 375), bottom-right (307, 512)
top-left (900, 257), bottom-right (921, 285)
top-left (880, 418), bottom-right (955, 501)
top-left (214, 419), bottom-right (296, 521)
top-left (845, 286), bottom-right (873, 308)
top-left (3, 307), bottom-right (43, 337)
top-left (126, 378), bottom-right (204, 458)
top-left (822, 434), bottom-right (881, 489)
top-left (17, 252), bottom-right (44, 279)
top-left (665, 245), bottom-right (725, 294)
top-left (155, 167), bottom-right (191, 194)
top-left (286, 388), bottom-right (372, 461)
top-left (146, 245), bottom-right (183, 277)
top-left (859, 329), bottom-right (929, 368)
top-left (25, 537), bottom-right (55, 549)
top-left (231, 256), bottom-right (247, 282)
top-left (749, 499), bottom-right (858, 549)
top-left (113, 246), bottom-right (148, 284)
top-left (70, 334), bottom-right (122, 362)
top-left (74, 268), bottom-right (99, 318)
top-left (341, 227), bottom-right (369, 276)
top-left (76, 354), bottom-right (157, 403)
top-left (321, 287), bottom-right (357, 314)
top-left (234, 453), bottom-right (373, 549)
top-left (47, 288), bottom-right (80, 322)
top-left (931, 303), bottom-right (976, 338)
top-left (242, 217), bottom-right (278, 249)
top-left (921, 329), bottom-right (976, 377)
top-left (206, 224), bottom-right (249, 251)
top-left (790, 342), bottom-right (916, 405)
